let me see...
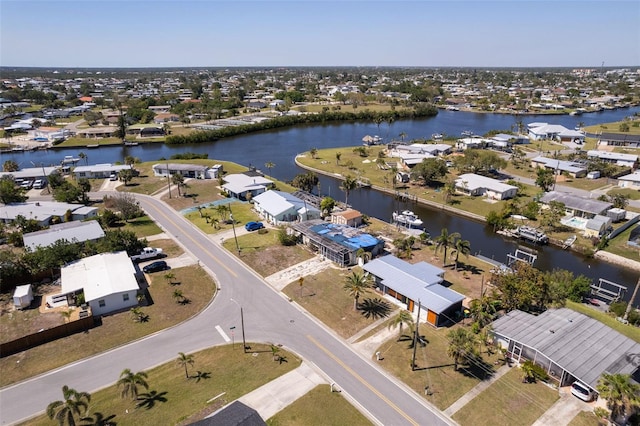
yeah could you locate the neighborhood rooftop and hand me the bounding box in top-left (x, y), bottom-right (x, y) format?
top-left (22, 220), bottom-right (105, 251)
top-left (540, 191), bottom-right (613, 215)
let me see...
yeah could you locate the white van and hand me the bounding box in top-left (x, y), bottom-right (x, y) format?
top-left (571, 381), bottom-right (596, 402)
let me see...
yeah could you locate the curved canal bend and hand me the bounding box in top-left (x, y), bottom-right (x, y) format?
top-left (3, 107), bottom-right (639, 292)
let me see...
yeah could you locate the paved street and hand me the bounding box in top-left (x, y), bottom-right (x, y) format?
top-left (0, 193), bottom-right (454, 426)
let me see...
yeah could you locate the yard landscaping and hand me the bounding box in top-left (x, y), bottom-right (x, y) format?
top-left (23, 344), bottom-right (300, 426)
top-left (451, 367), bottom-right (559, 426)
top-left (223, 230), bottom-right (314, 277)
top-left (568, 410), bottom-right (604, 426)
top-left (0, 264), bottom-right (216, 387)
top-left (266, 384), bottom-right (372, 426)
top-left (375, 323), bottom-right (501, 411)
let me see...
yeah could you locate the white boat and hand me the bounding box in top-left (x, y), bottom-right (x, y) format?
top-left (461, 130), bottom-right (474, 137)
top-left (562, 235), bottom-right (577, 249)
top-left (432, 133), bottom-right (443, 140)
top-left (61, 155), bottom-right (80, 164)
top-left (446, 106), bottom-right (459, 111)
top-left (516, 226), bottom-right (549, 244)
top-left (392, 210), bottom-right (424, 228)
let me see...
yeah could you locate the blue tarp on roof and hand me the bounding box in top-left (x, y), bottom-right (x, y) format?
top-left (309, 222), bottom-right (381, 250)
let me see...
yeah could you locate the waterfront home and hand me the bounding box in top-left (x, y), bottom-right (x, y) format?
top-left (528, 123), bottom-right (585, 144)
top-left (587, 150), bottom-right (638, 169)
top-left (454, 173), bottom-right (518, 200)
top-left (363, 255), bottom-right (464, 327)
top-left (530, 156), bottom-right (588, 178)
top-left (331, 209), bottom-right (364, 227)
top-left (597, 132), bottom-right (640, 148)
top-left (75, 126), bottom-right (117, 139)
top-left (489, 133), bottom-right (530, 149)
top-left (455, 136), bottom-right (488, 150)
top-left (152, 163), bottom-right (221, 179)
top-left (0, 166), bottom-right (59, 181)
top-left (539, 191), bottom-right (612, 218)
top-left (23, 220), bottom-right (105, 251)
top-left (0, 201), bottom-right (98, 226)
top-left (73, 163), bottom-right (133, 179)
top-left (252, 190), bottom-right (321, 224)
top-left (221, 173), bottom-right (273, 200)
top-left (617, 171), bottom-right (640, 189)
top-left (491, 308), bottom-right (640, 396)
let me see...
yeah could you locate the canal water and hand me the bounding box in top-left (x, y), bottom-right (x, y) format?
top-left (3, 107), bottom-right (639, 292)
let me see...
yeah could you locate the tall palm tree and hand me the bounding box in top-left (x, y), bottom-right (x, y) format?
top-left (388, 309), bottom-right (414, 340)
top-left (343, 271), bottom-right (370, 310)
top-left (78, 152), bottom-right (88, 166)
top-left (374, 115), bottom-right (384, 136)
top-left (446, 328), bottom-right (478, 371)
top-left (399, 131), bottom-right (407, 142)
top-left (597, 373), bottom-right (640, 421)
top-left (335, 151), bottom-right (342, 165)
top-left (340, 175), bottom-right (358, 206)
top-left (171, 173), bottom-right (184, 196)
top-left (117, 369), bottom-right (149, 400)
top-left (453, 238), bottom-right (471, 271)
top-left (176, 352), bottom-right (195, 379)
top-left (46, 385), bottom-right (91, 426)
top-left (435, 228), bottom-right (461, 267)
top-left (264, 161), bottom-right (275, 176)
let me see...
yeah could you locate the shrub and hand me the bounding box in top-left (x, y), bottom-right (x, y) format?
top-left (609, 301), bottom-right (627, 317)
top-left (277, 228), bottom-right (298, 246)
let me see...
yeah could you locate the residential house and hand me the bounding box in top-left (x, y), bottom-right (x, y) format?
top-left (73, 163), bottom-right (133, 179)
top-left (618, 171), bottom-right (640, 189)
top-left (23, 220), bottom-right (105, 251)
top-left (455, 136), bottom-right (488, 150)
top-left (61, 251), bottom-right (141, 316)
top-left (152, 163), bottom-right (220, 179)
top-left (0, 166), bottom-right (59, 181)
top-left (455, 173), bottom-right (518, 200)
top-left (528, 123), bottom-right (585, 144)
top-left (29, 127), bottom-right (70, 142)
top-left (587, 150), bottom-right (638, 169)
top-left (222, 173), bottom-right (273, 200)
top-left (363, 255), bottom-right (464, 327)
top-left (153, 113), bottom-right (180, 124)
top-left (530, 156), bottom-right (588, 178)
top-left (0, 201), bottom-right (98, 226)
top-left (252, 190), bottom-right (321, 224)
top-left (489, 133), bottom-right (529, 150)
top-left (597, 132), bottom-right (640, 148)
top-left (331, 209), bottom-right (363, 227)
top-left (75, 126), bottom-right (117, 139)
top-left (148, 105), bottom-right (171, 114)
top-left (491, 308), bottom-right (640, 394)
top-left (290, 219), bottom-right (384, 267)
top-left (540, 191), bottom-right (612, 219)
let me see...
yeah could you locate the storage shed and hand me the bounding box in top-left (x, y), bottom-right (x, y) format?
top-left (13, 284), bottom-right (33, 309)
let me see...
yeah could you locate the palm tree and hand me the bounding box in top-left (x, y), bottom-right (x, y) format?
top-left (453, 238), bottom-right (471, 271)
top-left (310, 147), bottom-right (318, 159)
top-left (264, 161), bottom-right (275, 176)
top-left (343, 271), bottom-right (370, 310)
top-left (388, 309), bottom-right (414, 340)
top-left (117, 369), bottom-right (149, 400)
top-left (340, 175), bottom-right (358, 206)
top-left (399, 131), bottom-right (407, 142)
top-left (521, 360), bottom-right (537, 383)
top-left (78, 152), bottom-right (88, 166)
top-left (469, 295), bottom-right (497, 328)
top-left (446, 328), bottom-right (478, 371)
top-left (173, 289), bottom-right (186, 304)
top-left (46, 385), bottom-right (91, 426)
top-left (374, 115), bottom-right (384, 136)
top-left (164, 272), bottom-right (176, 285)
top-left (335, 151), bottom-right (342, 166)
top-left (171, 173), bottom-right (184, 196)
top-left (176, 352), bottom-right (195, 379)
top-left (60, 308), bottom-right (74, 323)
top-left (597, 373), bottom-right (640, 422)
top-left (435, 228), bottom-right (460, 267)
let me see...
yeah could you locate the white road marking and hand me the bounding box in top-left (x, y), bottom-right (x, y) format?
top-left (215, 325), bottom-right (231, 342)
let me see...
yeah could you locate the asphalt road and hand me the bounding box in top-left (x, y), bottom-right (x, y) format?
top-left (0, 193), bottom-right (454, 426)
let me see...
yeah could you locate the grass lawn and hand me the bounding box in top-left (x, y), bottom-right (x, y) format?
top-left (603, 224), bottom-right (640, 262)
top-left (585, 120), bottom-right (640, 136)
top-left (452, 368), bottom-right (559, 426)
top-left (222, 230), bottom-right (314, 277)
top-left (146, 238), bottom-right (184, 258)
top-left (283, 266), bottom-right (398, 339)
top-left (266, 384), bottom-right (372, 426)
top-left (376, 323), bottom-right (500, 411)
top-left (24, 344), bottom-right (300, 426)
top-left (55, 137), bottom-right (126, 148)
top-left (566, 300), bottom-right (640, 343)
top-left (608, 188), bottom-right (640, 201)
top-left (568, 411), bottom-right (604, 426)
top-left (118, 215), bottom-right (163, 238)
top-left (0, 265), bottom-right (216, 387)
top-left (188, 200), bottom-right (259, 234)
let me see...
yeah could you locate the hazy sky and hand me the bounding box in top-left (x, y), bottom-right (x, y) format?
top-left (1, 0), bottom-right (639, 68)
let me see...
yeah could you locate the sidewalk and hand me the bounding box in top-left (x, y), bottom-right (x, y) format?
top-left (236, 362), bottom-right (326, 420)
top-left (531, 389), bottom-right (590, 426)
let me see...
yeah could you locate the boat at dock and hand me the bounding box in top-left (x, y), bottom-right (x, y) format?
top-left (362, 135), bottom-right (383, 146)
top-left (61, 155), bottom-right (80, 165)
top-left (515, 226), bottom-right (549, 244)
top-left (562, 235), bottom-right (577, 249)
top-left (392, 210), bottom-right (424, 228)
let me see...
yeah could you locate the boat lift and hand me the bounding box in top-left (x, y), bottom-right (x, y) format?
top-left (590, 278), bottom-right (627, 303)
top-left (506, 248), bottom-right (538, 267)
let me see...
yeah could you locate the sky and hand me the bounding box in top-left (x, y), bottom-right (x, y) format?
top-left (1, 0), bottom-right (639, 68)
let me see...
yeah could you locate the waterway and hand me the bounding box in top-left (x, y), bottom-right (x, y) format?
top-left (2, 107), bottom-right (639, 293)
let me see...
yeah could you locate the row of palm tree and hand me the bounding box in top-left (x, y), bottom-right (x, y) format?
top-left (434, 227), bottom-right (471, 270)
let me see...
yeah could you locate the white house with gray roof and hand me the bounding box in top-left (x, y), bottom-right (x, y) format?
top-left (23, 220), bottom-right (105, 251)
top-left (618, 171), bottom-right (640, 189)
top-left (0, 201), bottom-right (98, 226)
top-left (73, 163), bottom-right (133, 179)
top-left (530, 156), bottom-right (588, 178)
top-left (252, 190), bottom-right (320, 224)
top-left (222, 173), bottom-right (273, 200)
top-left (455, 173), bottom-right (518, 200)
top-left (587, 150), bottom-right (638, 169)
top-left (539, 191), bottom-right (612, 218)
top-left (152, 163), bottom-right (222, 179)
top-left (491, 308), bottom-right (640, 393)
top-left (363, 255), bottom-right (464, 327)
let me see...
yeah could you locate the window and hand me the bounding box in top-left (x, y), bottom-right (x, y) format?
top-left (98, 299), bottom-right (105, 307)
top-left (122, 293), bottom-right (130, 302)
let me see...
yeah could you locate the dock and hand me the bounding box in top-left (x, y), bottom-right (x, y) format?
top-left (590, 278), bottom-right (627, 303)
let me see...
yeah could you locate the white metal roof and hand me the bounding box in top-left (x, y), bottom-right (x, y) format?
top-left (61, 251), bottom-right (139, 302)
top-left (456, 173), bottom-right (517, 193)
top-left (253, 190), bottom-right (319, 216)
top-left (73, 164), bottom-right (132, 173)
top-left (222, 173), bottom-right (273, 194)
top-left (23, 220), bottom-right (105, 250)
top-left (0, 201), bottom-right (87, 221)
top-left (587, 150), bottom-right (638, 162)
top-left (618, 171), bottom-right (640, 183)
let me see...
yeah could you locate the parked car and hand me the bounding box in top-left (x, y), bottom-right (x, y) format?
top-left (33, 179), bottom-right (47, 189)
top-left (109, 172), bottom-right (118, 181)
top-left (20, 180), bottom-right (33, 190)
top-left (245, 221), bottom-right (265, 232)
top-left (142, 261), bottom-right (168, 274)
top-left (571, 381), bottom-right (596, 402)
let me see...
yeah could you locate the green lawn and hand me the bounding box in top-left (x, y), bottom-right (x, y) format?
top-left (603, 224), bottom-right (640, 262)
top-left (568, 411), bottom-right (604, 426)
top-left (24, 344), bottom-right (300, 426)
top-left (585, 119), bottom-right (640, 136)
top-left (56, 137), bottom-right (125, 147)
top-left (267, 384), bottom-right (372, 426)
top-left (608, 188), bottom-right (640, 201)
top-left (0, 265), bottom-right (216, 387)
top-left (376, 324), bottom-right (500, 411)
top-left (187, 200), bottom-right (259, 234)
top-left (118, 215), bottom-right (163, 238)
top-left (566, 300), bottom-right (640, 343)
top-left (452, 368), bottom-right (559, 426)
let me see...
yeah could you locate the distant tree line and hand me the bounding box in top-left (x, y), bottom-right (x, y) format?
top-left (165, 106), bottom-right (438, 145)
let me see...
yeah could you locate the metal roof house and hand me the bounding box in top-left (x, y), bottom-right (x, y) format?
top-left (222, 173), bottom-right (273, 201)
top-left (455, 173), bottom-right (518, 200)
top-left (530, 156), bottom-right (588, 178)
top-left (23, 220), bottom-right (105, 251)
top-left (0, 166), bottom-right (59, 181)
top-left (540, 191), bottom-right (612, 219)
top-left (363, 255), bottom-right (464, 327)
top-left (491, 308), bottom-right (640, 392)
top-left (290, 219), bottom-right (384, 267)
top-left (73, 163), bottom-right (133, 179)
top-left (618, 171), bottom-right (640, 189)
top-left (0, 201), bottom-right (98, 226)
top-left (598, 132), bottom-right (640, 148)
top-left (61, 251), bottom-right (140, 316)
top-left (152, 163), bottom-right (222, 179)
top-left (252, 190), bottom-right (321, 224)
top-left (587, 150), bottom-right (639, 169)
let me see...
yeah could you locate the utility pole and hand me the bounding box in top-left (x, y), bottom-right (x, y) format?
top-left (229, 204), bottom-right (240, 255)
top-left (623, 277), bottom-right (640, 322)
top-left (412, 299), bottom-right (421, 371)
top-left (230, 299), bottom-right (247, 352)
top-left (166, 163), bottom-right (171, 199)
